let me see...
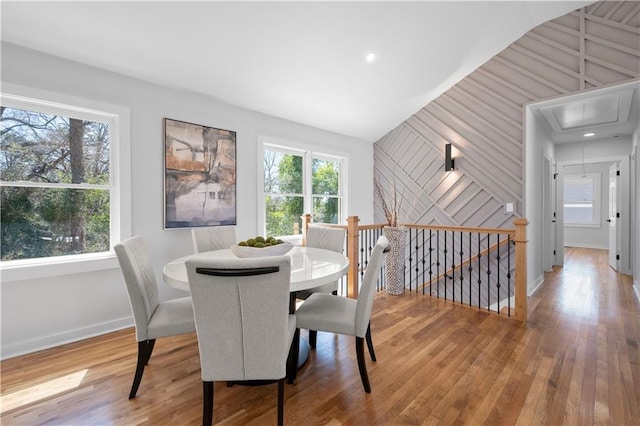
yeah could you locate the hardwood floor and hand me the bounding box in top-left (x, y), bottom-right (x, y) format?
top-left (2, 248), bottom-right (639, 425)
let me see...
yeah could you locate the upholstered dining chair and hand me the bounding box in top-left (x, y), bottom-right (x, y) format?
top-left (297, 224), bottom-right (347, 299)
top-left (294, 235), bottom-right (388, 393)
top-left (297, 224), bottom-right (347, 347)
top-left (186, 254), bottom-right (297, 426)
top-left (114, 236), bottom-right (196, 399)
top-left (191, 226), bottom-right (237, 253)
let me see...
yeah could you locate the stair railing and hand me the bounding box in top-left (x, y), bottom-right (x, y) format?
top-left (301, 215), bottom-right (528, 322)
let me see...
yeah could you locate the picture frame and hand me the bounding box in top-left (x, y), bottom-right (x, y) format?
top-left (163, 118), bottom-right (237, 229)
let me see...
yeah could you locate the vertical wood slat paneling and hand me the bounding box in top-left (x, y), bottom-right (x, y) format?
top-left (374, 0), bottom-right (639, 299)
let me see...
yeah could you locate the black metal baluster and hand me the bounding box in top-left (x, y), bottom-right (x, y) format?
top-left (367, 230), bottom-right (371, 293)
top-left (443, 231), bottom-right (448, 300)
top-left (359, 232), bottom-right (365, 293)
top-left (429, 230), bottom-right (433, 297)
top-left (496, 234), bottom-right (501, 315)
top-left (459, 231), bottom-right (464, 306)
top-left (409, 228), bottom-right (413, 291)
top-left (508, 234), bottom-right (512, 317)
top-left (451, 229), bottom-right (455, 302)
top-left (368, 230), bottom-right (372, 292)
top-left (415, 229), bottom-right (420, 293)
top-left (477, 233), bottom-right (481, 309)
top-left (486, 233), bottom-right (491, 312)
top-left (468, 232), bottom-right (472, 306)
top-left (436, 230), bottom-right (440, 298)
top-left (420, 229), bottom-right (424, 294)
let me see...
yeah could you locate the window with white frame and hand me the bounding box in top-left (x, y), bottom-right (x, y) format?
top-left (1, 92), bottom-right (127, 266)
top-left (564, 173), bottom-right (601, 226)
top-left (262, 143), bottom-right (345, 237)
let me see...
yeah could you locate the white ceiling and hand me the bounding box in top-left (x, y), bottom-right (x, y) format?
top-left (1, 1), bottom-right (593, 142)
top-left (533, 82), bottom-right (640, 144)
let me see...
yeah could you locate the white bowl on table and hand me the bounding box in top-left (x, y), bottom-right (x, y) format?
top-left (230, 242), bottom-right (294, 258)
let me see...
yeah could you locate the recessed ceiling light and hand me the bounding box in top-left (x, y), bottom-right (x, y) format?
top-left (583, 132), bottom-right (595, 137)
top-left (365, 52), bottom-right (376, 62)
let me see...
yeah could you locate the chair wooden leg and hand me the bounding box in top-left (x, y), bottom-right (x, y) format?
top-left (129, 340), bottom-right (151, 399)
top-left (365, 323), bottom-right (376, 362)
top-left (309, 330), bottom-right (317, 348)
top-left (286, 335), bottom-right (298, 383)
top-left (277, 378), bottom-right (284, 426)
top-left (287, 329), bottom-right (300, 384)
top-left (203, 381), bottom-right (214, 426)
top-left (355, 337), bottom-right (371, 393)
top-left (144, 339), bottom-right (156, 365)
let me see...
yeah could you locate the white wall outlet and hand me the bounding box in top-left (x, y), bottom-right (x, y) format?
top-left (505, 202), bottom-right (514, 214)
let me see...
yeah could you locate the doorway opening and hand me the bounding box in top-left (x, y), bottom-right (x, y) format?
top-left (525, 80), bottom-right (639, 291)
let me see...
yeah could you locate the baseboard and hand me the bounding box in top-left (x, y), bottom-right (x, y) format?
top-left (563, 242), bottom-right (608, 250)
top-left (528, 275), bottom-right (545, 296)
top-left (1, 316), bottom-right (133, 360)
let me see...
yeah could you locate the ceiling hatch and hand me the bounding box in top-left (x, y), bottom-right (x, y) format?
top-left (540, 89), bottom-right (634, 132)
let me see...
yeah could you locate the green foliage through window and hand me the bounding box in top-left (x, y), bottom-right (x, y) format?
top-left (263, 147), bottom-right (343, 237)
top-left (1, 104), bottom-right (111, 261)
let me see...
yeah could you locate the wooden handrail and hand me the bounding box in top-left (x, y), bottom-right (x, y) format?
top-left (404, 223), bottom-right (516, 236)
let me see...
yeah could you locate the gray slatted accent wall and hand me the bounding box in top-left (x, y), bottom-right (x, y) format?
top-left (374, 1), bottom-right (640, 229)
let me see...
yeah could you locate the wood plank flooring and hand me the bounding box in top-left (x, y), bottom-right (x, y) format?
top-left (1, 247), bottom-right (639, 425)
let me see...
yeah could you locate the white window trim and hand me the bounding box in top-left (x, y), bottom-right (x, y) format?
top-left (257, 135), bottom-right (349, 236)
top-left (563, 172), bottom-right (601, 227)
top-left (0, 83), bottom-right (131, 282)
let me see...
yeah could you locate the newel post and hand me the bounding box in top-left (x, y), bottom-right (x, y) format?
top-left (300, 214), bottom-right (312, 245)
top-left (346, 215), bottom-right (360, 298)
top-left (514, 218), bottom-right (528, 322)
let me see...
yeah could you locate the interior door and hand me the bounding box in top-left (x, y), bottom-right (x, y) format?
top-left (542, 155), bottom-right (554, 271)
top-left (608, 163), bottom-right (618, 270)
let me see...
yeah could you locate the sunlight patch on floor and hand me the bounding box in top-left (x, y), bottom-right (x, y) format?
top-left (0, 369), bottom-right (88, 413)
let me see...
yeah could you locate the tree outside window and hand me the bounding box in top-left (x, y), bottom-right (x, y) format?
top-left (1, 105), bottom-right (111, 261)
top-left (263, 146), bottom-right (343, 237)
top-left (312, 158), bottom-right (341, 224)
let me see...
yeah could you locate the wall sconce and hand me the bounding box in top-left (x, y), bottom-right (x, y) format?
top-left (445, 143), bottom-right (455, 171)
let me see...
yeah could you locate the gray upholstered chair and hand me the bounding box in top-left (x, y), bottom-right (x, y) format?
top-left (297, 224), bottom-right (347, 299)
top-left (297, 224), bottom-right (347, 347)
top-left (294, 235), bottom-right (388, 393)
top-left (191, 226), bottom-right (237, 253)
top-left (186, 254), bottom-right (297, 426)
top-left (114, 236), bottom-right (196, 399)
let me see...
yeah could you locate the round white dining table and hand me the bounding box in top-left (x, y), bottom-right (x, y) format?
top-left (163, 246), bottom-right (350, 295)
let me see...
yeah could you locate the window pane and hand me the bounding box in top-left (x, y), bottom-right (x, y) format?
top-left (263, 150), bottom-right (302, 194)
top-left (0, 107), bottom-right (110, 184)
top-left (1, 186), bottom-right (110, 260)
top-left (264, 195), bottom-right (304, 237)
top-left (564, 176), bottom-right (593, 202)
top-left (312, 158), bottom-right (339, 196)
top-left (564, 203), bottom-right (593, 223)
top-left (313, 196), bottom-right (340, 224)
top-left (564, 174), bottom-right (598, 225)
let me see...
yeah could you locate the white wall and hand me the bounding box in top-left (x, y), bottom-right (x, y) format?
top-left (524, 107), bottom-right (551, 295)
top-left (631, 127), bottom-right (640, 299)
top-left (0, 43), bottom-right (374, 358)
top-left (561, 163), bottom-right (611, 249)
top-left (555, 137), bottom-right (633, 162)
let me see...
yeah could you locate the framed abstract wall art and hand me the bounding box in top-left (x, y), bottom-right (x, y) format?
top-left (164, 118), bottom-right (237, 229)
